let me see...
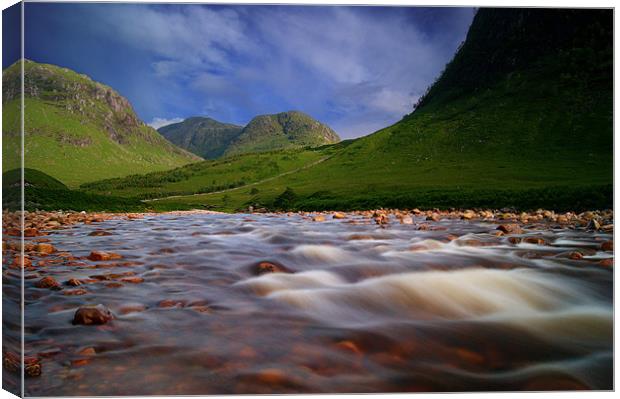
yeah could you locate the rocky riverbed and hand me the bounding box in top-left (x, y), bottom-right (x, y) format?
top-left (2, 208), bottom-right (614, 394)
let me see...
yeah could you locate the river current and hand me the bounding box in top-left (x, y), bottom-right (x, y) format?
top-left (5, 212), bottom-right (614, 394)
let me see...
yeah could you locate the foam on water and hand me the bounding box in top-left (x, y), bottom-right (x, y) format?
top-left (240, 267), bottom-right (611, 342)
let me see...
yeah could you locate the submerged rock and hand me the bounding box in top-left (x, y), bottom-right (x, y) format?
top-left (35, 276), bottom-right (61, 289)
top-left (254, 261), bottom-right (291, 275)
top-left (496, 224), bottom-right (523, 234)
top-left (601, 241), bottom-right (613, 251)
top-left (72, 304), bottom-right (113, 325)
top-left (36, 243), bottom-right (55, 254)
top-left (87, 251), bottom-right (122, 261)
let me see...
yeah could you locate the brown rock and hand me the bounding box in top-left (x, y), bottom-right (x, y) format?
top-left (426, 213), bottom-right (440, 222)
top-left (598, 258), bottom-right (613, 267)
top-left (77, 347), bottom-right (96, 356)
top-left (496, 224), bottom-right (523, 234)
top-left (3, 351), bottom-right (20, 373)
top-left (13, 255), bottom-right (32, 268)
top-left (587, 219), bottom-right (601, 230)
top-left (35, 276), bottom-right (61, 289)
top-left (121, 276), bottom-right (144, 284)
top-left (87, 251), bottom-right (122, 261)
top-left (66, 278), bottom-right (83, 286)
top-left (569, 251), bottom-right (584, 260)
top-left (24, 356), bottom-right (42, 377)
top-left (601, 241), bottom-right (613, 251)
top-left (312, 215), bottom-right (325, 222)
top-left (6, 228), bottom-right (21, 237)
top-left (24, 228), bottom-right (39, 237)
top-left (36, 243), bottom-right (55, 254)
top-left (88, 230), bottom-right (113, 236)
top-left (461, 210), bottom-right (476, 220)
top-left (254, 261), bottom-right (290, 275)
top-left (332, 212), bottom-right (346, 219)
top-left (508, 237), bottom-right (521, 244)
top-left (72, 304), bottom-right (113, 325)
top-left (523, 236), bottom-right (546, 245)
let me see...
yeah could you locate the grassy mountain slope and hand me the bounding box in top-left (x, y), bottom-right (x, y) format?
top-left (153, 8), bottom-right (612, 212)
top-left (81, 146), bottom-right (338, 200)
top-left (158, 117), bottom-right (243, 159)
top-left (224, 111), bottom-right (340, 156)
top-left (2, 60), bottom-right (201, 187)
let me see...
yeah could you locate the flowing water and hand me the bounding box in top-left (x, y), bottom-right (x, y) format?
top-left (5, 213), bottom-right (614, 394)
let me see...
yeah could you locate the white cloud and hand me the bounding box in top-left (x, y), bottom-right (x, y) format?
top-left (148, 117), bottom-right (184, 129)
top-left (92, 5), bottom-right (473, 138)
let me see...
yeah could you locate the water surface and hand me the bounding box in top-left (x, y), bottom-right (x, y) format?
top-left (10, 213), bottom-right (614, 394)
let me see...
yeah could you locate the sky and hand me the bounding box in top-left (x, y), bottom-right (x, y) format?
top-left (7, 3), bottom-right (474, 138)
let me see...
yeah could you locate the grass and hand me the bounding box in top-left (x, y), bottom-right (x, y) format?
top-left (81, 146), bottom-right (337, 199)
top-left (2, 60), bottom-right (199, 188)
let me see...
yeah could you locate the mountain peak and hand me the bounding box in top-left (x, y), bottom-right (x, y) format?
top-left (224, 111), bottom-right (340, 156)
top-left (158, 116), bottom-right (244, 159)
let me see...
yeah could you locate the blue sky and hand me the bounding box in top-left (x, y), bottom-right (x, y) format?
top-left (14, 3), bottom-right (474, 138)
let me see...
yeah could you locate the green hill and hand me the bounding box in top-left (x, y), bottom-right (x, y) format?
top-left (153, 8), bottom-right (612, 212)
top-left (224, 111), bottom-right (340, 156)
top-left (80, 145), bottom-right (339, 201)
top-left (2, 60), bottom-right (201, 187)
top-left (158, 117), bottom-right (243, 159)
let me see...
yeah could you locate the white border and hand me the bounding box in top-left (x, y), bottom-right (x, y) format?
top-left (0, 1), bottom-right (617, 399)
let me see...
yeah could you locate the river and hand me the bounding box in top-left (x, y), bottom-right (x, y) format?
top-left (3, 212), bottom-right (613, 394)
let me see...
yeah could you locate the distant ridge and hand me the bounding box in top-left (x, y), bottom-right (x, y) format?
top-left (158, 117), bottom-right (243, 159)
top-left (159, 111), bottom-right (340, 159)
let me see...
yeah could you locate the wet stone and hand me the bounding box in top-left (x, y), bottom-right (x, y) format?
top-left (600, 241), bottom-right (613, 251)
top-left (72, 304), bottom-right (113, 325)
top-left (254, 261), bottom-right (291, 275)
top-left (35, 276), bottom-right (61, 290)
top-left (36, 243), bottom-right (55, 254)
top-left (88, 230), bottom-right (113, 236)
top-left (496, 224), bottom-right (523, 234)
top-left (87, 251), bottom-right (123, 261)
top-left (65, 278), bottom-right (83, 286)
